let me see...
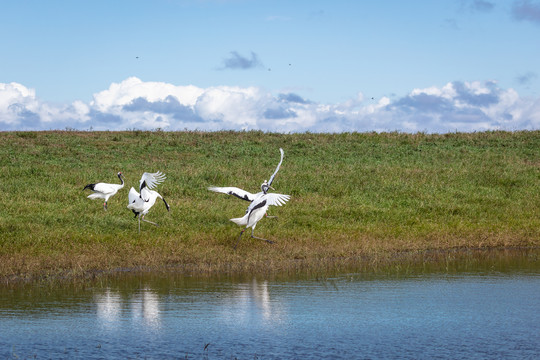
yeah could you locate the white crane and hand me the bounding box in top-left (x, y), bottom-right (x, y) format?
top-left (127, 171), bottom-right (170, 233)
top-left (208, 148), bottom-right (285, 216)
top-left (230, 189), bottom-right (290, 249)
top-left (207, 148), bottom-right (290, 248)
top-left (83, 172), bottom-right (125, 211)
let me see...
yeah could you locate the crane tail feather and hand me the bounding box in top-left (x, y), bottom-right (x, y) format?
top-left (230, 215), bottom-right (248, 226)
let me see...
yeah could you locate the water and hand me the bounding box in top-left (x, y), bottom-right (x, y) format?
top-left (1, 250), bottom-right (539, 359)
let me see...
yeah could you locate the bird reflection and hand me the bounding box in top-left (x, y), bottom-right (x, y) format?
top-left (95, 287), bottom-right (161, 330)
top-left (221, 278), bottom-right (285, 326)
top-left (95, 288), bottom-right (122, 329)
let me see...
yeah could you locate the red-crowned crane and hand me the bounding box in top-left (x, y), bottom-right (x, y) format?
top-left (127, 171), bottom-right (170, 233)
top-left (83, 172), bottom-right (125, 211)
top-left (230, 188), bottom-right (290, 249)
top-left (208, 148), bottom-right (285, 219)
top-left (207, 148), bottom-right (290, 248)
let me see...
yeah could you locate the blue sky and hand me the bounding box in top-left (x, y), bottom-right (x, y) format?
top-left (1, 0), bottom-right (540, 132)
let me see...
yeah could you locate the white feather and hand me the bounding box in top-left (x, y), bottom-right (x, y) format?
top-left (127, 187), bottom-right (163, 216)
top-left (208, 148), bottom-right (285, 202)
top-left (207, 186), bottom-right (257, 201)
top-left (231, 192), bottom-right (290, 229)
top-left (139, 171), bottom-right (166, 192)
top-left (127, 171), bottom-right (169, 232)
top-left (84, 172), bottom-right (124, 208)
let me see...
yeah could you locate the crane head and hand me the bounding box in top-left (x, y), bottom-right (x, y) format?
top-left (261, 180), bottom-right (275, 194)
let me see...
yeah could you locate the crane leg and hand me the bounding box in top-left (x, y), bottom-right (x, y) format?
top-left (141, 215), bottom-right (158, 226)
top-left (137, 215), bottom-right (157, 233)
top-left (234, 229), bottom-right (245, 250)
top-left (251, 228), bottom-right (275, 244)
top-left (103, 202), bottom-right (108, 211)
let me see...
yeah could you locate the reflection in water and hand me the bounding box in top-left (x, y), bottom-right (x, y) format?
top-left (95, 287), bottom-right (161, 331)
top-left (94, 279), bottom-right (284, 335)
top-left (221, 279), bottom-right (285, 327)
top-left (1, 249), bottom-right (539, 359)
top-left (133, 288), bottom-right (161, 329)
top-left (95, 288), bottom-right (121, 329)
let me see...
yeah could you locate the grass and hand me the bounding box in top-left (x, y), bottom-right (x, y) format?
top-left (1, 130), bottom-right (539, 283)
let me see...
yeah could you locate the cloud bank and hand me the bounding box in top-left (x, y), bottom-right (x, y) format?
top-left (1, 77), bottom-right (540, 133)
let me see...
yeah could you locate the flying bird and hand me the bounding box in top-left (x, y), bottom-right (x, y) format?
top-left (230, 189), bottom-right (290, 249)
top-left (208, 148), bottom-right (285, 206)
top-left (127, 171), bottom-right (170, 233)
top-left (83, 172), bottom-right (125, 211)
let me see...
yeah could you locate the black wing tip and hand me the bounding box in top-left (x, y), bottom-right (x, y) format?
top-left (229, 191), bottom-right (252, 202)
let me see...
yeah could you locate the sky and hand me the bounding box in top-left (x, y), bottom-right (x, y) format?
top-left (1, 0), bottom-right (540, 133)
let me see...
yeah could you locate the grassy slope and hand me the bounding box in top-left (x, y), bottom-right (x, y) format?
top-left (1, 130), bottom-right (539, 281)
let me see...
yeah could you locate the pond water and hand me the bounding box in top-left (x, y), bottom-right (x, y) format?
top-left (1, 249), bottom-right (539, 359)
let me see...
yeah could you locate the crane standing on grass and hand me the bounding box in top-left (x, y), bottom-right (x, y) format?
top-left (83, 172), bottom-right (125, 211)
top-left (127, 171), bottom-right (170, 233)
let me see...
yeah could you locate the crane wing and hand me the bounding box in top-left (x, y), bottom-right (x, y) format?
top-left (267, 148), bottom-right (284, 187)
top-left (93, 182), bottom-right (116, 195)
top-left (264, 192), bottom-right (290, 207)
top-left (244, 192), bottom-right (290, 216)
top-left (139, 171), bottom-right (166, 192)
top-left (207, 186), bottom-right (257, 202)
top-left (127, 187), bottom-right (140, 208)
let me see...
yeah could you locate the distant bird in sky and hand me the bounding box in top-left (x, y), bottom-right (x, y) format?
top-left (83, 172), bottom-right (125, 211)
top-left (230, 189), bottom-right (290, 249)
top-left (208, 148), bottom-right (285, 205)
top-left (127, 171), bottom-right (170, 233)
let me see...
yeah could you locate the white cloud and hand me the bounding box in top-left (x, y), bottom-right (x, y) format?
top-left (1, 77), bottom-right (540, 133)
top-left (194, 86), bottom-right (266, 127)
top-left (92, 77), bottom-right (204, 112)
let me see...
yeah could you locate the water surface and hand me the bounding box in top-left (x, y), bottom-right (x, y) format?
top-left (1, 249), bottom-right (539, 359)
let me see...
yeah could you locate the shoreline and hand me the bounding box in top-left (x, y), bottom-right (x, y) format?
top-left (2, 245), bottom-right (538, 285)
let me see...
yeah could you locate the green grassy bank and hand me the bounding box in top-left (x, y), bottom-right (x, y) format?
top-left (1, 130), bottom-right (539, 282)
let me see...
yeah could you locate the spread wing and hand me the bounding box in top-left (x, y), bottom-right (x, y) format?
top-left (139, 171), bottom-right (166, 192)
top-left (207, 186), bottom-right (257, 202)
top-left (264, 192), bottom-right (290, 207)
top-left (268, 148), bottom-right (284, 187)
top-left (244, 192), bottom-right (290, 215)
